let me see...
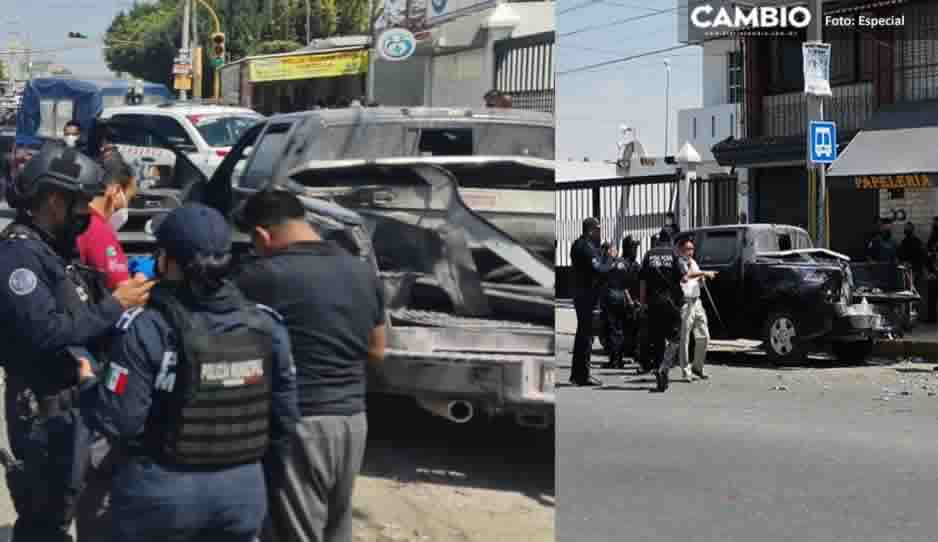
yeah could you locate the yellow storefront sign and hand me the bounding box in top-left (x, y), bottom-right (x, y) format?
top-left (853, 174), bottom-right (935, 190)
top-left (248, 51), bottom-right (369, 83)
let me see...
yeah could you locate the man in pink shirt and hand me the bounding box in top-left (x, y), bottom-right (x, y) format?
top-left (77, 154), bottom-right (138, 290)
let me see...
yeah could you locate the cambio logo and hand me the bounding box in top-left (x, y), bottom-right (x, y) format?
top-left (691, 4), bottom-right (812, 30)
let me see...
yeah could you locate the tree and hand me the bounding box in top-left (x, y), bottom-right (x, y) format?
top-left (104, 1), bottom-right (180, 88)
top-left (0, 60), bottom-right (6, 83)
top-left (104, 0), bottom-right (371, 90)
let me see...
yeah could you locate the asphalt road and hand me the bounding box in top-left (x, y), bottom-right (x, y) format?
top-left (556, 333), bottom-right (938, 542)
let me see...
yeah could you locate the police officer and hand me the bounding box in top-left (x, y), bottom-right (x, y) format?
top-left (600, 242), bottom-right (636, 369)
top-left (0, 141), bottom-right (152, 542)
top-left (619, 236), bottom-right (643, 362)
top-left (639, 229), bottom-right (684, 392)
top-left (77, 203), bottom-right (299, 542)
top-left (569, 217), bottom-right (610, 386)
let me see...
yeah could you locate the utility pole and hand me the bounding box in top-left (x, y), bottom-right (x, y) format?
top-left (306, 0), bottom-right (312, 45)
top-left (192, 0), bottom-right (201, 98)
top-left (664, 59), bottom-right (671, 157)
top-left (807, 0), bottom-right (826, 247)
top-left (180, 0), bottom-right (192, 100)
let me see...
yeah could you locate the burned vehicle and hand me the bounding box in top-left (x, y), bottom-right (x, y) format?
top-left (232, 107), bottom-right (555, 270)
top-left (848, 262), bottom-right (920, 335)
top-left (56, 108), bottom-right (556, 429)
top-left (675, 224), bottom-right (889, 363)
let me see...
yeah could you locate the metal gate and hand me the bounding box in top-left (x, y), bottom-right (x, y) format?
top-left (494, 31), bottom-right (555, 113)
top-left (556, 175), bottom-right (738, 298)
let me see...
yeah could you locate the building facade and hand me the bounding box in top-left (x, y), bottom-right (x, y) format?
top-left (370, 0), bottom-right (555, 112)
top-left (678, 0), bottom-right (938, 258)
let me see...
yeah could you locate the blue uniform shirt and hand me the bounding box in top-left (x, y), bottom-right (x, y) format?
top-left (78, 283), bottom-right (299, 462)
top-left (0, 229), bottom-right (124, 384)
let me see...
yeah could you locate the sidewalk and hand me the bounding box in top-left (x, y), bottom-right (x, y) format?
top-left (872, 321), bottom-right (938, 361)
top-left (555, 307), bottom-right (938, 361)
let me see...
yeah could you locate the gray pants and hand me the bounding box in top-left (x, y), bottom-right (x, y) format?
top-left (263, 412), bottom-right (368, 542)
top-left (74, 437), bottom-right (117, 541)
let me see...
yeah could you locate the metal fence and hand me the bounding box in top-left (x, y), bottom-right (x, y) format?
top-left (494, 32), bottom-right (555, 114)
top-left (761, 82), bottom-right (874, 138)
top-left (556, 175), bottom-right (738, 268)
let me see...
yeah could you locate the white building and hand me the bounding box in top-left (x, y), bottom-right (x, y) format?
top-left (371, 0), bottom-right (555, 111)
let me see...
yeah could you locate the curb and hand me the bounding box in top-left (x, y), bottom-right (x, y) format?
top-left (872, 340), bottom-right (938, 361)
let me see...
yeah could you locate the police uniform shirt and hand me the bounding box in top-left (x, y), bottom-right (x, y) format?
top-left (0, 225), bottom-right (125, 379)
top-left (234, 240), bottom-right (385, 418)
top-left (640, 246), bottom-right (683, 303)
top-left (78, 284), bottom-right (299, 459)
top-left (570, 236), bottom-right (605, 292)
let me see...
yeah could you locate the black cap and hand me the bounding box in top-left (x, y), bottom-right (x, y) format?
top-left (8, 141), bottom-right (105, 208)
top-left (622, 235), bottom-right (639, 247)
top-left (155, 203), bottom-right (232, 266)
top-left (583, 217), bottom-right (600, 230)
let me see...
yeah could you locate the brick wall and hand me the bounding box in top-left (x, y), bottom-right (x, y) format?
top-left (879, 188), bottom-right (937, 239)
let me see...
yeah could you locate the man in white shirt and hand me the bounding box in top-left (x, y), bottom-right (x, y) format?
top-left (676, 237), bottom-right (717, 380)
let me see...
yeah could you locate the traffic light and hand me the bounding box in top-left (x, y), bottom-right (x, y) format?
top-left (210, 32), bottom-right (226, 65)
top-left (67, 32), bottom-right (89, 39)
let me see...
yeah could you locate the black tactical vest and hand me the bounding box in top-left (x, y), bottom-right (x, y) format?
top-left (144, 289), bottom-right (276, 468)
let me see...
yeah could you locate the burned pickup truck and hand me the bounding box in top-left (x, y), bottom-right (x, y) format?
top-left (86, 107), bottom-right (556, 429)
top-left (676, 224), bottom-right (889, 363)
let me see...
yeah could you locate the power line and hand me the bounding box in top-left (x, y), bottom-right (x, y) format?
top-left (558, 0), bottom-right (661, 16)
top-left (559, 0), bottom-right (712, 38)
top-left (557, 36), bottom-right (723, 76)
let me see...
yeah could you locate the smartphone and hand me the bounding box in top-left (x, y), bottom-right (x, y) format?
top-left (66, 346), bottom-right (101, 373)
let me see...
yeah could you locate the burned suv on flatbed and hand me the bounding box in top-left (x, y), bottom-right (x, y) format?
top-left (676, 224), bottom-right (889, 363)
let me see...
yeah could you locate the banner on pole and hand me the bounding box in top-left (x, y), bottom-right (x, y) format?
top-left (803, 41), bottom-right (832, 97)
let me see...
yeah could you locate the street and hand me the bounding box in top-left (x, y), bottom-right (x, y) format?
top-left (556, 333), bottom-right (938, 542)
top-left (0, 387), bottom-right (553, 542)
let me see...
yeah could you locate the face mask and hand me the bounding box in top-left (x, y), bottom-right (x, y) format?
top-left (64, 135), bottom-right (78, 147)
top-left (109, 189), bottom-right (129, 231)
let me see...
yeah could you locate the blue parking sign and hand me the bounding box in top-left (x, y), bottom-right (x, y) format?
top-left (809, 121), bottom-right (837, 164)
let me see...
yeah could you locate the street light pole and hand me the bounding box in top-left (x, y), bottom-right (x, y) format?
top-left (664, 59), bottom-right (671, 157)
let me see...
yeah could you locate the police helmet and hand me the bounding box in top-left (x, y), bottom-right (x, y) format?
top-left (657, 227), bottom-right (673, 245)
top-left (7, 141), bottom-right (106, 209)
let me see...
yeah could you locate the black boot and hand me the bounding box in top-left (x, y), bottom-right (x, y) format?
top-left (655, 369), bottom-right (669, 392)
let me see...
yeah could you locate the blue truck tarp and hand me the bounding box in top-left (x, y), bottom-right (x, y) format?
top-left (15, 77), bottom-right (172, 146)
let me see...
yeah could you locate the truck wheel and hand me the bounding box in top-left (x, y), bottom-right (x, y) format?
top-left (762, 311), bottom-right (805, 363)
top-left (831, 340), bottom-right (874, 362)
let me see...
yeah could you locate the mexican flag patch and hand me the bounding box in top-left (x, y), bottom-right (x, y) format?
top-left (105, 363), bottom-right (130, 395)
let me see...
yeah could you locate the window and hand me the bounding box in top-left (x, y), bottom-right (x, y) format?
top-left (711, 115), bottom-right (716, 138)
top-left (693, 117), bottom-right (697, 139)
top-left (191, 115), bottom-right (261, 148)
top-left (727, 50), bottom-right (743, 104)
top-left (147, 116), bottom-right (195, 148)
top-left (768, 32), bottom-right (806, 93)
top-left (698, 231), bottom-right (739, 265)
top-left (242, 122), bottom-right (292, 189)
top-left (37, 99), bottom-right (74, 138)
top-left (418, 129), bottom-right (473, 156)
top-left (730, 114), bottom-right (735, 137)
top-left (106, 115), bottom-right (151, 146)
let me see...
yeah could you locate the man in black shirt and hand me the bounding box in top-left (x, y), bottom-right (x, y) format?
top-left (233, 189), bottom-right (386, 542)
top-left (640, 230), bottom-right (684, 392)
top-left (926, 217), bottom-right (938, 323)
top-left (569, 217), bottom-right (608, 386)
